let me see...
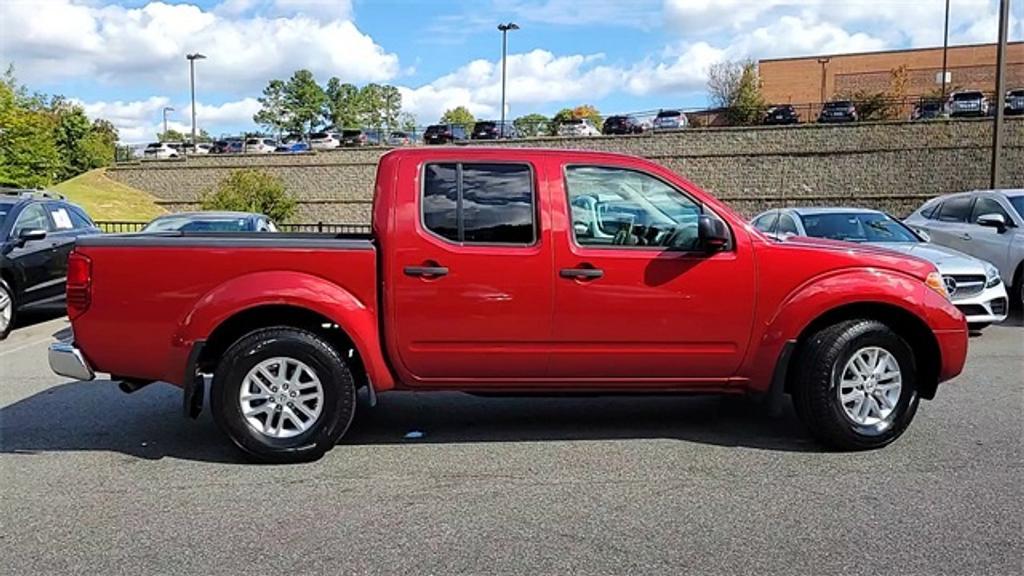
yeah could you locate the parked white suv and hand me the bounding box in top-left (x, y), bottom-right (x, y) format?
top-left (244, 138), bottom-right (277, 154)
top-left (557, 118), bottom-right (600, 137)
top-left (753, 207), bottom-right (1009, 329)
top-left (948, 90), bottom-right (989, 118)
top-left (309, 132), bottom-right (342, 149)
top-left (905, 189), bottom-right (1024, 308)
top-left (652, 109), bottom-right (689, 130)
top-left (142, 142), bottom-right (179, 159)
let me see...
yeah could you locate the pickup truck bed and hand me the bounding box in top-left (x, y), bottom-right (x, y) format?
top-left (50, 147), bottom-right (968, 463)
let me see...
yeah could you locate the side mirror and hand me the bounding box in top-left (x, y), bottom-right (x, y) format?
top-left (17, 228), bottom-right (47, 244)
top-left (976, 213), bottom-right (1008, 233)
top-left (698, 215), bottom-right (730, 252)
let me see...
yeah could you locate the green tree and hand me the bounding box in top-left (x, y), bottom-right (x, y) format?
top-left (324, 78), bottom-right (361, 129)
top-left (439, 105), bottom-right (475, 129)
top-left (708, 59), bottom-right (766, 125)
top-left (50, 99), bottom-right (94, 179)
top-left (254, 79), bottom-right (291, 137)
top-left (283, 69), bottom-right (326, 136)
top-left (157, 129), bottom-right (187, 142)
top-left (514, 113), bottom-right (549, 137)
top-left (201, 169), bottom-right (297, 223)
top-left (550, 107), bottom-right (574, 135)
top-left (0, 79), bottom-right (61, 187)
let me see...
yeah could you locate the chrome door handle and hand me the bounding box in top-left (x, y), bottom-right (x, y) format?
top-left (959, 233), bottom-right (972, 241)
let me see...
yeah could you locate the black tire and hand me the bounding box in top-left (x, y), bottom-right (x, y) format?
top-left (0, 279), bottom-right (15, 341)
top-left (967, 323), bottom-right (991, 332)
top-left (210, 327), bottom-right (356, 463)
top-left (791, 319), bottom-right (919, 450)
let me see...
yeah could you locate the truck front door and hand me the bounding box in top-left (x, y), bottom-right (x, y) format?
top-left (548, 163), bottom-right (756, 384)
top-left (388, 160), bottom-right (554, 384)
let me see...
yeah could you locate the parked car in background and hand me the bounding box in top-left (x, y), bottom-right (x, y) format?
top-left (912, 99), bottom-right (945, 121)
top-left (211, 139), bottom-right (243, 154)
top-left (274, 141), bottom-right (310, 153)
top-left (142, 212), bottom-right (278, 233)
top-left (339, 129), bottom-right (375, 147)
top-left (471, 120), bottom-right (516, 140)
top-left (763, 105), bottom-right (800, 125)
top-left (310, 132), bottom-right (342, 150)
top-left (50, 147), bottom-right (968, 462)
top-left (602, 115), bottom-right (644, 135)
top-left (245, 138), bottom-right (277, 154)
top-left (557, 118), bottom-right (601, 137)
top-left (1005, 89), bottom-right (1024, 116)
top-left (0, 190), bottom-right (101, 339)
top-left (948, 90), bottom-right (989, 118)
top-left (753, 207), bottom-right (1008, 330)
top-left (905, 190), bottom-right (1024, 308)
top-left (424, 124), bottom-right (468, 145)
top-left (651, 110), bottom-right (688, 131)
top-left (142, 142), bottom-right (179, 159)
top-left (386, 131), bottom-right (412, 146)
top-left (818, 100), bottom-right (858, 123)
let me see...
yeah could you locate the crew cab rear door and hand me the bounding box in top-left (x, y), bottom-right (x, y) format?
top-left (548, 162), bottom-right (756, 383)
top-left (386, 158), bottom-right (554, 383)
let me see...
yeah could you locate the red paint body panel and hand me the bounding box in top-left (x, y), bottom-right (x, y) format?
top-left (70, 148), bottom-right (968, 398)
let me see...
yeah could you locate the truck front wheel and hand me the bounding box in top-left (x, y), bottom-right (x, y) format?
top-left (791, 319), bottom-right (919, 450)
top-left (210, 327), bottom-right (357, 463)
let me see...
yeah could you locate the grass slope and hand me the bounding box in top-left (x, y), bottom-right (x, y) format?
top-left (52, 169), bottom-right (166, 222)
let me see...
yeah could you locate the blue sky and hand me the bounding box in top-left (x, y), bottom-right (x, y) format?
top-left (2, 0), bottom-right (1021, 142)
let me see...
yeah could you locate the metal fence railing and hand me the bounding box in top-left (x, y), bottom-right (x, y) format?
top-left (97, 221), bottom-right (372, 235)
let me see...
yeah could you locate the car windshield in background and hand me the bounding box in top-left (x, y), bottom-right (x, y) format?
top-left (310, 132), bottom-right (329, 139)
top-left (657, 111), bottom-right (681, 117)
top-left (1010, 90), bottom-right (1024, 98)
top-left (342, 130), bottom-right (362, 137)
top-left (801, 213), bottom-right (920, 243)
top-left (1008, 196), bottom-right (1024, 219)
top-left (143, 217), bottom-right (252, 232)
top-left (953, 92), bottom-right (984, 101)
top-left (825, 101), bottom-right (852, 108)
top-left (424, 125), bottom-right (446, 134)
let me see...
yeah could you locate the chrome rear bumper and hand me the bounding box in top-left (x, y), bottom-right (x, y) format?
top-left (48, 342), bottom-right (95, 381)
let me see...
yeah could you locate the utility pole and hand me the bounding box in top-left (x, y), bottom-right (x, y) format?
top-left (498, 22), bottom-right (519, 137)
top-left (990, 0), bottom-right (1010, 189)
top-left (941, 0), bottom-right (950, 101)
top-left (162, 106), bottom-right (174, 139)
top-left (185, 53), bottom-right (206, 153)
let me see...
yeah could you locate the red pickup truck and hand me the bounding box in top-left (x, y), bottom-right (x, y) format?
top-left (49, 148), bottom-right (968, 462)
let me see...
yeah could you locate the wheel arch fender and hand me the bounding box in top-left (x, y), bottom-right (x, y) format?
top-left (176, 270), bottom-right (395, 392)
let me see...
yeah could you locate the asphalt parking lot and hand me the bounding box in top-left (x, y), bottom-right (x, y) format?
top-left (1, 313), bottom-right (1021, 575)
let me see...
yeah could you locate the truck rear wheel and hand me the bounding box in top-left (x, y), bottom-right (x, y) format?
top-left (210, 327), bottom-right (356, 463)
top-left (791, 319), bottom-right (919, 450)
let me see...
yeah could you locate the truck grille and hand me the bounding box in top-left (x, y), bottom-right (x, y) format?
top-left (943, 274), bottom-right (985, 300)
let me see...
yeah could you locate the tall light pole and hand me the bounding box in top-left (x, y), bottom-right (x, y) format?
top-left (162, 106), bottom-right (174, 139)
top-left (940, 0), bottom-right (951, 101)
top-left (990, 0), bottom-right (1010, 189)
top-left (497, 22), bottom-right (519, 136)
top-left (185, 53), bottom-right (206, 152)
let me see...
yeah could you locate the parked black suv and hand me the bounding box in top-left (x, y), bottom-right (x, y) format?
top-left (471, 121), bottom-right (516, 140)
top-left (817, 100), bottom-right (858, 123)
top-left (764, 105), bottom-right (800, 125)
top-left (602, 115), bottom-right (644, 135)
top-left (0, 190), bottom-right (101, 339)
top-left (424, 124), bottom-right (468, 145)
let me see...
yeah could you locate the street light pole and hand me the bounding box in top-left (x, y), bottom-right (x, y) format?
top-left (990, 0), bottom-right (1010, 189)
top-left (185, 53), bottom-right (206, 153)
top-left (497, 22), bottom-right (519, 137)
top-left (162, 106), bottom-right (174, 139)
top-left (941, 0), bottom-right (951, 101)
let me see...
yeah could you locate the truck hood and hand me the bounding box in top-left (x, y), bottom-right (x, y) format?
top-left (862, 242), bottom-right (987, 275)
top-left (776, 236), bottom-right (938, 280)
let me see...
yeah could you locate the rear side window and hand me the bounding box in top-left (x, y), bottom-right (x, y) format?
top-left (777, 214), bottom-right (799, 235)
top-left (752, 212), bottom-right (778, 233)
top-left (936, 196), bottom-right (974, 222)
top-left (422, 163), bottom-right (535, 245)
top-left (919, 200), bottom-right (940, 219)
top-left (970, 197), bottom-right (1010, 224)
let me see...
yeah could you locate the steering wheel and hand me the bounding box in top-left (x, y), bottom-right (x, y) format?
top-left (612, 219), bottom-right (635, 246)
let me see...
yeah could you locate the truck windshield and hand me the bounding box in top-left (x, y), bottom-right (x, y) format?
top-left (801, 213), bottom-right (920, 243)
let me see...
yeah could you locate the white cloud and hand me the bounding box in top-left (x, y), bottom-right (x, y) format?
top-left (0, 0), bottom-right (396, 94)
top-left (74, 95), bottom-right (262, 142)
top-left (186, 98), bottom-right (263, 126)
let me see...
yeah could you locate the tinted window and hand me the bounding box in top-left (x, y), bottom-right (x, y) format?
top-left (971, 197), bottom-right (1010, 223)
top-left (12, 203), bottom-right (51, 236)
top-left (919, 200), bottom-right (940, 219)
top-left (777, 214), bottom-right (799, 235)
top-left (657, 111), bottom-right (681, 117)
top-left (953, 92), bottom-right (984, 101)
top-left (937, 196), bottom-right (974, 222)
top-left (1008, 196), bottom-right (1024, 220)
top-left (565, 166), bottom-right (705, 250)
top-left (0, 201), bottom-right (14, 223)
top-left (801, 213), bottom-right (920, 243)
top-left (422, 163), bottom-right (534, 244)
top-left (342, 130), bottom-right (362, 137)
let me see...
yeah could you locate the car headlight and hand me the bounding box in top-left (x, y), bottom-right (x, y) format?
top-left (985, 263), bottom-right (1002, 288)
top-left (925, 271), bottom-right (950, 300)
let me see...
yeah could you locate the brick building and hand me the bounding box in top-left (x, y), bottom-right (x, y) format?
top-left (759, 41), bottom-right (1024, 119)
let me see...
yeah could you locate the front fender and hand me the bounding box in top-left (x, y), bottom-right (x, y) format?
top-left (170, 270), bottom-right (395, 391)
top-left (742, 268), bottom-right (937, 392)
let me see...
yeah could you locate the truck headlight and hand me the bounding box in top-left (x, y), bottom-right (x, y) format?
top-left (925, 272), bottom-right (950, 300)
top-left (985, 263), bottom-right (1001, 288)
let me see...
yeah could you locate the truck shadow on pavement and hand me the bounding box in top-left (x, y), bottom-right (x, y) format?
top-left (0, 380), bottom-right (822, 464)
